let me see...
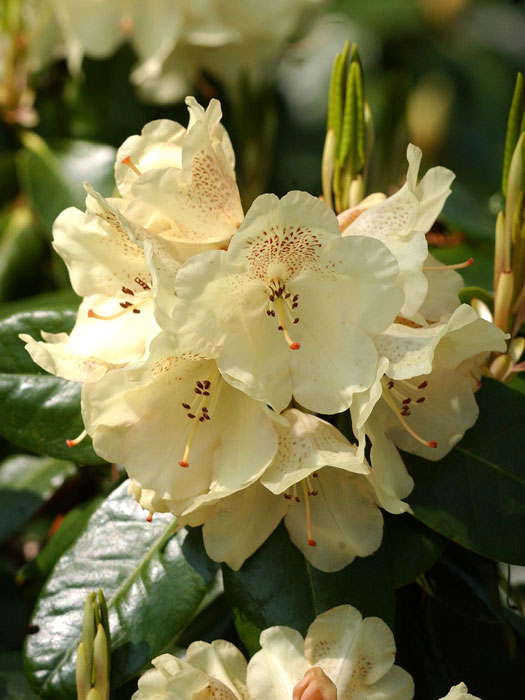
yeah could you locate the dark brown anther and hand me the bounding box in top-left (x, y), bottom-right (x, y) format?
top-left (418, 381), bottom-right (428, 389)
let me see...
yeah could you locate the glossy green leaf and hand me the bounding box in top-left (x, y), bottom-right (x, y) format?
top-left (0, 652), bottom-right (40, 699)
top-left (17, 133), bottom-right (116, 235)
top-left (223, 514), bottom-right (444, 655)
top-left (16, 495), bottom-right (105, 586)
top-left (406, 379), bottom-right (525, 564)
top-left (0, 454), bottom-right (77, 541)
top-left (24, 481), bottom-right (218, 700)
top-left (0, 307), bottom-right (103, 464)
top-left (0, 206), bottom-right (45, 302)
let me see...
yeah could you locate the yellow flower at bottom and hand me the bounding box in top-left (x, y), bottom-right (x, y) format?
top-left (132, 605), bottom-right (414, 700)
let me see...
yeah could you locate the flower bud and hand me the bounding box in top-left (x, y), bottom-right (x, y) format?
top-left (293, 667), bottom-right (337, 700)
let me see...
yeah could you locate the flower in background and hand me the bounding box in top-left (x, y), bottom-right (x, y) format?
top-left (132, 605), bottom-right (415, 700)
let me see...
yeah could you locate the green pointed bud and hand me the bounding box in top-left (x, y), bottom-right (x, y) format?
top-left (94, 624), bottom-right (110, 700)
top-left (494, 268), bottom-right (514, 332)
top-left (97, 590), bottom-right (110, 644)
top-left (502, 73), bottom-right (524, 197)
top-left (81, 595), bottom-right (96, 686)
top-left (76, 642), bottom-right (91, 700)
top-left (325, 42), bottom-right (371, 212)
top-left (86, 688), bottom-right (104, 700)
top-left (509, 336), bottom-right (525, 364)
top-left (494, 211), bottom-right (506, 291)
top-left (490, 352), bottom-right (513, 382)
top-left (327, 41), bottom-right (350, 145)
top-left (322, 128), bottom-right (336, 210)
top-left (338, 45), bottom-right (365, 175)
top-left (505, 132), bottom-right (524, 247)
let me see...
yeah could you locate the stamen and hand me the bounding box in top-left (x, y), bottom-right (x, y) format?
top-left (88, 297), bottom-right (150, 321)
top-left (275, 296), bottom-right (300, 350)
top-left (423, 258), bottom-right (473, 271)
top-left (146, 512), bottom-right (153, 522)
top-left (178, 417), bottom-right (199, 467)
top-left (301, 481), bottom-right (317, 547)
top-left (178, 372), bottom-right (220, 467)
top-left (381, 384), bottom-right (437, 449)
top-left (66, 429), bottom-right (87, 448)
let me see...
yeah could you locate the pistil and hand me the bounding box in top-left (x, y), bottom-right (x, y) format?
top-left (302, 481), bottom-right (317, 547)
top-left (66, 429), bottom-right (87, 448)
top-left (121, 155), bottom-right (142, 176)
top-left (266, 279), bottom-right (301, 350)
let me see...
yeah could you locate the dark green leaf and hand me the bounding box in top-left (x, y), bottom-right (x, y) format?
top-left (0, 307), bottom-right (102, 464)
top-left (24, 481), bottom-right (218, 700)
top-left (0, 652), bottom-right (41, 699)
top-left (0, 206), bottom-right (46, 303)
top-left (406, 379), bottom-right (525, 564)
top-left (441, 184), bottom-right (496, 242)
top-left (17, 134), bottom-right (116, 235)
top-left (0, 151), bottom-right (19, 207)
top-left (0, 454), bottom-right (76, 541)
top-left (223, 515), bottom-right (444, 655)
top-left (0, 290), bottom-right (79, 321)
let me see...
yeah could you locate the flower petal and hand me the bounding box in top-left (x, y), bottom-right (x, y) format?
top-left (201, 482), bottom-right (287, 570)
top-left (53, 205), bottom-right (150, 298)
top-left (261, 409), bottom-right (368, 495)
top-left (247, 625), bottom-right (309, 700)
top-left (285, 469), bottom-right (383, 572)
top-left (187, 640), bottom-right (248, 700)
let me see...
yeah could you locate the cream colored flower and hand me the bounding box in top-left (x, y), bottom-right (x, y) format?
top-left (351, 305), bottom-right (507, 513)
top-left (21, 96), bottom-right (239, 382)
top-left (82, 332), bottom-right (278, 509)
top-left (132, 605), bottom-right (414, 700)
top-left (171, 190), bottom-right (403, 414)
top-left (119, 96), bottom-right (242, 251)
top-left (174, 409), bottom-right (381, 573)
top-left (339, 145), bottom-right (455, 323)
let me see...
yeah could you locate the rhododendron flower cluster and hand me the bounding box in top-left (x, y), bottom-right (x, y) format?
top-left (22, 96), bottom-right (507, 573)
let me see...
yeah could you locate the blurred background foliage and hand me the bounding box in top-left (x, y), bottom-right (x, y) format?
top-left (0, 1), bottom-right (524, 699)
